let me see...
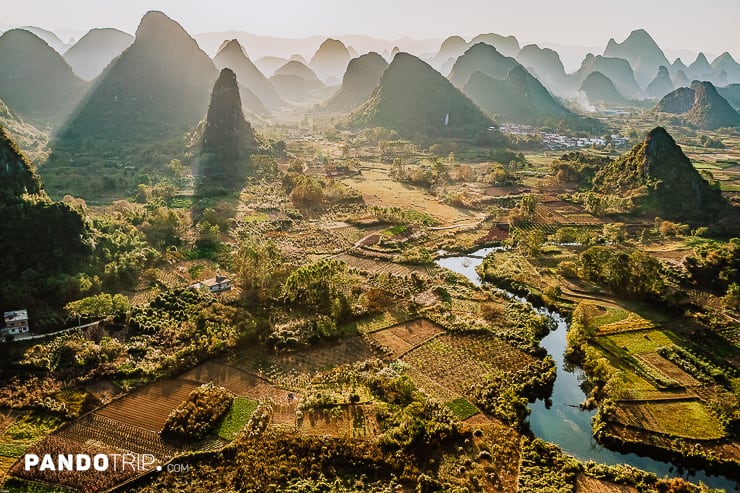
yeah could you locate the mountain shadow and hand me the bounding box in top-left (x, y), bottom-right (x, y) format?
top-left (0, 126), bottom-right (89, 312)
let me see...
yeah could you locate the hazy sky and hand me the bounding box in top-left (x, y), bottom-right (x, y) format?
top-left (3, 0), bottom-right (738, 58)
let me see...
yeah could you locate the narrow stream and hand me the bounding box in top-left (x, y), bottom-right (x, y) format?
top-left (436, 247), bottom-right (738, 491)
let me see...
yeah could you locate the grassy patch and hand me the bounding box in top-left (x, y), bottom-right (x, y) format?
top-left (2, 413), bottom-right (64, 442)
top-left (624, 401), bottom-right (726, 440)
top-left (445, 398), bottom-right (479, 420)
top-left (587, 306), bottom-right (629, 330)
top-left (383, 225), bottom-right (407, 236)
top-left (605, 330), bottom-right (676, 355)
top-left (168, 197), bottom-right (193, 208)
top-left (242, 212), bottom-right (269, 222)
top-left (0, 442), bottom-right (27, 457)
top-left (341, 307), bottom-right (411, 335)
top-left (216, 397), bottom-right (258, 441)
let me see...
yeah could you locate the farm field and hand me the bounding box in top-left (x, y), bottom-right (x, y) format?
top-left (575, 475), bottom-right (637, 493)
top-left (367, 318), bottom-right (444, 359)
top-left (438, 421), bottom-right (522, 493)
top-left (95, 379), bottom-right (201, 432)
top-left (332, 252), bottom-right (430, 277)
top-left (401, 333), bottom-right (535, 397)
top-left (342, 164), bottom-right (480, 225)
top-left (216, 397), bottom-right (258, 441)
top-left (231, 336), bottom-right (376, 389)
top-left (297, 404), bottom-right (381, 439)
top-left (635, 352), bottom-right (701, 387)
top-left (600, 329), bottom-right (677, 356)
top-left (612, 400), bottom-right (726, 440)
top-left (340, 307), bottom-right (412, 334)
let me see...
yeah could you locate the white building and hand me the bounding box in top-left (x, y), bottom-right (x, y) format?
top-left (189, 275), bottom-right (232, 293)
top-left (2, 309), bottom-right (30, 336)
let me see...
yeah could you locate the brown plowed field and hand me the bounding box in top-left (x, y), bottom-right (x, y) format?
top-left (636, 353), bottom-right (701, 388)
top-left (368, 318), bottom-right (444, 359)
top-left (95, 379), bottom-right (201, 432)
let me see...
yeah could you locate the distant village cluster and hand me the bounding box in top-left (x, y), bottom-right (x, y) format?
top-left (500, 123), bottom-right (630, 149)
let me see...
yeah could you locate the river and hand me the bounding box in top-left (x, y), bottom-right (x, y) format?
top-left (436, 247), bottom-right (738, 491)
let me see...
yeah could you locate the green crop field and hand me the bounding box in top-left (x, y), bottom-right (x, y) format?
top-left (217, 397), bottom-right (259, 441)
top-left (445, 398), bottom-right (479, 420)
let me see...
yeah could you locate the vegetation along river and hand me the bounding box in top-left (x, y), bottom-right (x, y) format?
top-left (437, 247), bottom-right (738, 491)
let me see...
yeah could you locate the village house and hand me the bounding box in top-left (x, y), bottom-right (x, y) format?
top-left (2, 309), bottom-right (30, 337)
top-left (189, 275), bottom-right (233, 293)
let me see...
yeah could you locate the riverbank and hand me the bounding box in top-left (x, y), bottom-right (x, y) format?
top-left (436, 247), bottom-right (739, 490)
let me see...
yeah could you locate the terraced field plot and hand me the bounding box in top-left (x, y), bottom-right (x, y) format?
top-left (601, 329), bottom-right (676, 355)
top-left (56, 413), bottom-right (181, 459)
top-left (332, 253), bottom-right (429, 277)
top-left (636, 352), bottom-right (701, 387)
top-left (232, 336), bottom-right (376, 389)
top-left (575, 476), bottom-right (637, 493)
top-left (401, 333), bottom-right (535, 397)
top-left (342, 165), bottom-right (475, 224)
top-left (298, 404), bottom-right (380, 439)
top-left (368, 318), bottom-right (444, 359)
top-left (597, 312), bottom-right (657, 334)
top-left (95, 379), bottom-right (200, 432)
top-left (10, 436), bottom-right (144, 493)
top-left (341, 307), bottom-right (412, 334)
top-left (613, 400), bottom-right (726, 440)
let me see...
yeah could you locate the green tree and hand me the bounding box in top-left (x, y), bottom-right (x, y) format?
top-left (234, 237), bottom-right (283, 300)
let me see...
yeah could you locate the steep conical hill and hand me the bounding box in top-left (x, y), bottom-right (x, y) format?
top-left (604, 29), bottom-right (670, 89)
top-left (448, 42), bottom-right (520, 88)
top-left (20, 26), bottom-right (68, 52)
top-left (463, 66), bottom-right (605, 131)
top-left (645, 66), bottom-right (674, 99)
top-left (717, 84), bottom-right (740, 109)
top-left (683, 81), bottom-right (740, 129)
top-left (57, 11), bottom-right (218, 143)
top-left (0, 29), bottom-right (86, 124)
top-left (688, 53), bottom-right (713, 79)
top-left (712, 53), bottom-right (740, 84)
top-left (654, 87), bottom-right (695, 114)
top-left (0, 125), bottom-right (42, 200)
top-left (309, 38), bottom-right (351, 82)
top-left (575, 54), bottom-right (642, 99)
top-left (214, 39), bottom-right (285, 109)
top-left (348, 53), bottom-right (497, 141)
top-left (431, 36), bottom-right (468, 69)
top-left (673, 69), bottom-right (691, 88)
top-left (63, 28), bottom-right (133, 80)
top-left (469, 33), bottom-right (520, 57)
top-left (275, 60), bottom-right (320, 80)
top-left (202, 68), bottom-right (258, 155)
top-left (322, 52), bottom-right (388, 113)
top-left (255, 56), bottom-right (289, 76)
top-left (591, 127), bottom-right (728, 219)
top-left (197, 68), bottom-right (259, 191)
top-left (579, 71), bottom-right (627, 105)
top-left (516, 44), bottom-right (570, 96)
